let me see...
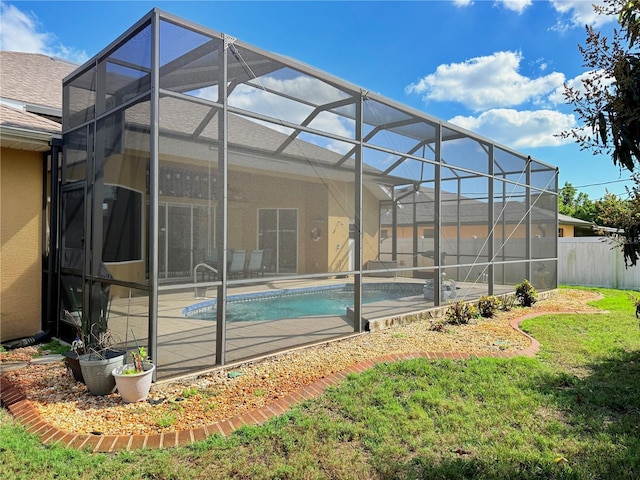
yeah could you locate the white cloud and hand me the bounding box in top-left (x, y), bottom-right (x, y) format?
top-left (261, 75), bottom-right (351, 111)
top-left (0, 2), bottom-right (87, 63)
top-left (226, 76), bottom-right (356, 153)
top-left (497, 0), bottom-right (533, 15)
top-left (0, 3), bottom-right (49, 52)
top-left (406, 51), bottom-right (565, 111)
top-left (234, 76), bottom-right (355, 140)
top-left (449, 108), bottom-right (576, 148)
top-left (534, 58), bottom-right (548, 72)
top-left (457, 0), bottom-right (532, 14)
top-left (550, 0), bottom-right (616, 31)
top-left (453, 0), bottom-right (533, 14)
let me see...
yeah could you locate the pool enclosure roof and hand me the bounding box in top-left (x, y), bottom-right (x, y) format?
top-left (63, 8), bottom-right (557, 191)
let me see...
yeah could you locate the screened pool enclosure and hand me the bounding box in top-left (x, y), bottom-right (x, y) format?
top-left (55, 9), bottom-right (558, 379)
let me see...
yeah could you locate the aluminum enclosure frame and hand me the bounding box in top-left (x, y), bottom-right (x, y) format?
top-left (56, 8), bottom-right (558, 379)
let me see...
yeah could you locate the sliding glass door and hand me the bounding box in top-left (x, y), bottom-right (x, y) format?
top-left (258, 208), bottom-right (298, 274)
top-left (156, 203), bottom-right (215, 280)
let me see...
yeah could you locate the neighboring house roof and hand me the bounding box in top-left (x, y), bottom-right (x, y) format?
top-left (381, 186), bottom-right (556, 226)
top-left (558, 213), bottom-right (592, 226)
top-left (1, 51), bottom-right (77, 151)
top-left (558, 213), bottom-right (621, 235)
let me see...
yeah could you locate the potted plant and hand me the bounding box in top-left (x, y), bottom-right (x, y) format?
top-left (76, 291), bottom-right (126, 396)
top-left (63, 335), bottom-right (86, 383)
top-left (112, 345), bottom-right (155, 403)
top-left (79, 346), bottom-right (126, 396)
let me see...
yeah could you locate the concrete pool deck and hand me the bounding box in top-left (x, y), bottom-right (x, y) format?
top-left (95, 277), bottom-right (514, 380)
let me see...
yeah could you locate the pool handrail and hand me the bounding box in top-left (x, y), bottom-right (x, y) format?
top-left (193, 263), bottom-right (218, 298)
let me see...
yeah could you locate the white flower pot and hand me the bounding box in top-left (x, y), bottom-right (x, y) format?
top-left (112, 362), bottom-right (155, 403)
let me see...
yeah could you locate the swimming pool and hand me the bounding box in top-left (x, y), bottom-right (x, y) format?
top-left (184, 283), bottom-right (424, 322)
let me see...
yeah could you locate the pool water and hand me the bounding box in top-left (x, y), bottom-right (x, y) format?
top-left (186, 284), bottom-right (423, 322)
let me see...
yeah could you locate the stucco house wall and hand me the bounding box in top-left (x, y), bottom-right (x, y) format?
top-left (0, 148), bottom-right (43, 341)
top-left (0, 51), bottom-right (76, 342)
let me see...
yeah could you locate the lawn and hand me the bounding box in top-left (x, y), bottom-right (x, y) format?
top-left (1, 287), bottom-right (639, 479)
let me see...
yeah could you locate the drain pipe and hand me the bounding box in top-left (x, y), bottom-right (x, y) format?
top-left (1, 330), bottom-right (50, 350)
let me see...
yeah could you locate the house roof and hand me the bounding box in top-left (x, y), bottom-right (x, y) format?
top-left (0, 51), bottom-right (77, 151)
top-left (125, 95), bottom-right (409, 193)
top-left (558, 213), bottom-right (593, 226)
top-left (381, 186), bottom-right (556, 226)
top-left (0, 103), bottom-right (63, 134)
top-left (1, 51), bottom-right (76, 109)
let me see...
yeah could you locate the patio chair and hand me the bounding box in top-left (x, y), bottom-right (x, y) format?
top-left (261, 248), bottom-right (275, 274)
top-left (245, 249), bottom-right (264, 278)
top-left (204, 249), bottom-right (218, 267)
top-left (228, 250), bottom-right (247, 278)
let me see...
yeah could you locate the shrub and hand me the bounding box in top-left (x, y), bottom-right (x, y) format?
top-left (515, 279), bottom-right (537, 307)
top-left (430, 319), bottom-right (447, 332)
top-left (477, 295), bottom-right (500, 318)
top-left (500, 294), bottom-right (517, 311)
top-left (627, 293), bottom-right (640, 308)
top-left (445, 301), bottom-right (478, 325)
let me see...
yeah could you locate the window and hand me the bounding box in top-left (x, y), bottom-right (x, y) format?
top-left (103, 185), bottom-right (142, 262)
top-left (422, 228), bottom-right (435, 238)
top-left (558, 228), bottom-right (564, 238)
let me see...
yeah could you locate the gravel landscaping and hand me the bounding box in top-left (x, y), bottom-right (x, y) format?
top-left (1, 289), bottom-right (600, 437)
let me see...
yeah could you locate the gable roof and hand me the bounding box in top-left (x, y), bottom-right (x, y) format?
top-left (1, 51), bottom-right (77, 109)
top-left (1, 51), bottom-right (77, 150)
top-left (558, 213), bottom-right (592, 226)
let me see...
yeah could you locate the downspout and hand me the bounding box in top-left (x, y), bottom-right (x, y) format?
top-left (1, 331), bottom-right (50, 350)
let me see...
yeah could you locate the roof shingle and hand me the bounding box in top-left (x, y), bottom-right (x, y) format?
top-left (0, 51), bottom-right (76, 109)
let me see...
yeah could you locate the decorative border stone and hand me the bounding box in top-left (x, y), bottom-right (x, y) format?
top-left (1, 309), bottom-right (580, 452)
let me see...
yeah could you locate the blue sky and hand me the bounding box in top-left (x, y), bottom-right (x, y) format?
top-left (1, 0), bottom-right (633, 200)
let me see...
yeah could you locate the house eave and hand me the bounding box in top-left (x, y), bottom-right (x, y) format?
top-left (0, 126), bottom-right (59, 152)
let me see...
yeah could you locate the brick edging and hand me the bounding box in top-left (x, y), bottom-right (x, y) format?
top-left (1, 310), bottom-right (570, 453)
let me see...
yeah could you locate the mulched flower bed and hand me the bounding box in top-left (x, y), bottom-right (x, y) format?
top-left (1, 289), bottom-right (601, 436)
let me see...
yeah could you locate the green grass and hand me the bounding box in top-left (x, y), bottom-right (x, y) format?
top-left (181, 386), bottom-right (199, 398)
top-left (36, 339), bottom-right (70, 356)
top-left (1, 287), bottom-right (639, 479)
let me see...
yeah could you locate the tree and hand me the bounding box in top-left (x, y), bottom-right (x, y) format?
top-left (595, 191), bottom-right (632, 229)
top-left (563, 0), bottom-right (640, 266)
top-left (595, 183), bottom-right (640, 267)
top-left (558, 182), bottom-right (597, 221)
top-left (561, 0), bottom-right (640, 172)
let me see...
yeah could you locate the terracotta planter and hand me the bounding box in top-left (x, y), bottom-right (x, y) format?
top-left (112, 362), bottom-right (155, 403)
